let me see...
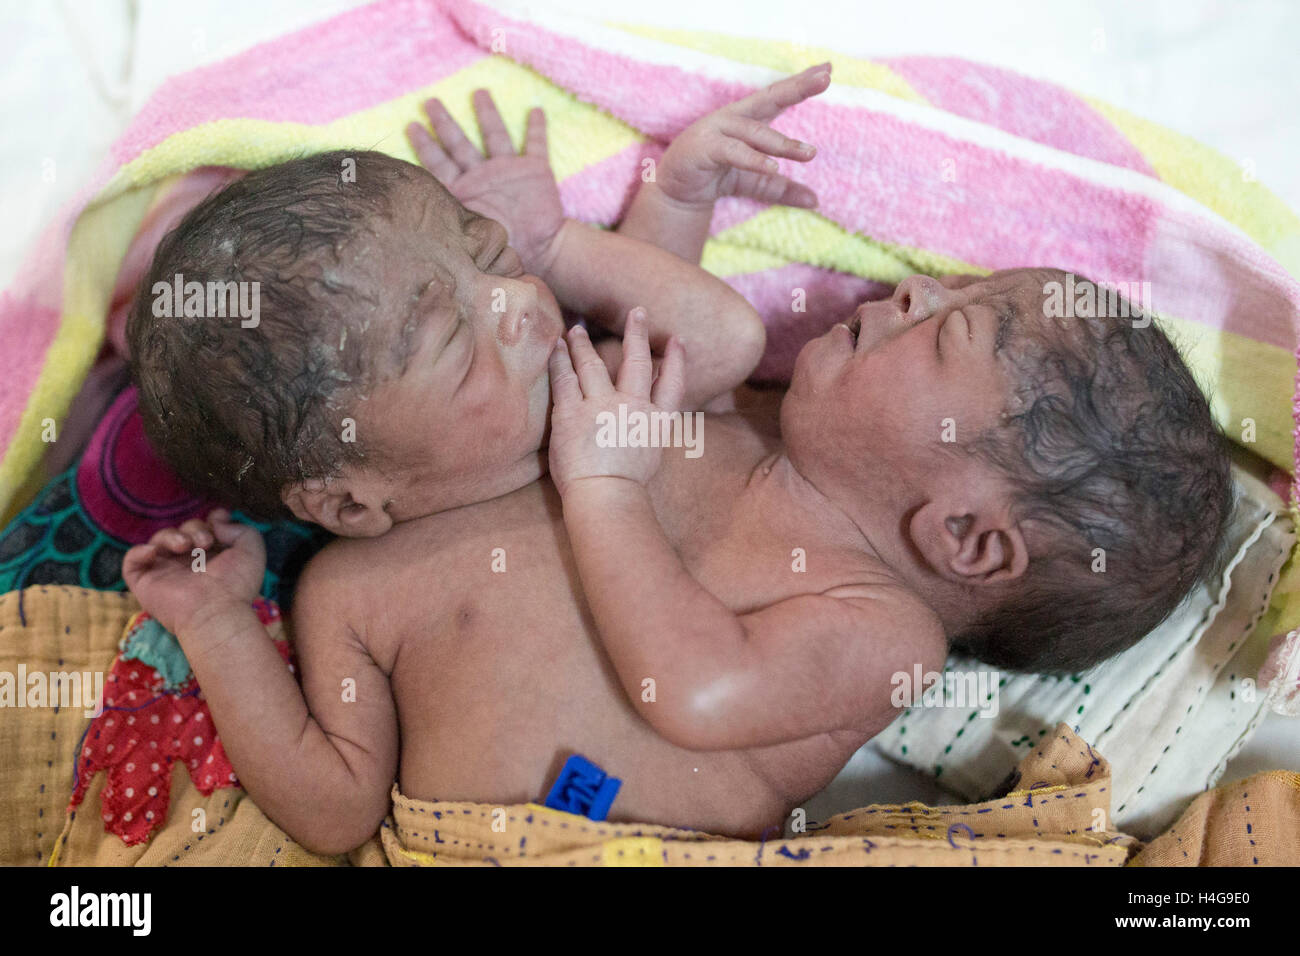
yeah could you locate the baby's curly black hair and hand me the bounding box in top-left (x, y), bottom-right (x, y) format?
top-left (951, 268), bottom-right (1234, 673)
top-left (127, 150), bottom-right (423, 519)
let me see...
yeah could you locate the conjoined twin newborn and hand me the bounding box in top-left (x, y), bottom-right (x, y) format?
top-left (121, 65), bottom-right (1231, 853)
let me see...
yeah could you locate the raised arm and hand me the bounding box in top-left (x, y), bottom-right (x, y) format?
top-left (617, 63), bottom-right (830, 264)
top-left (122, 512), bottom-right (396, 855)
top-left (542, 219), bottom-right (763, 408)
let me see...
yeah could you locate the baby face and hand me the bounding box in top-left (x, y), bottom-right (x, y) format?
top-left (349, 171), bottom-right (564, 519)
top-left (781, 269), bottom-right (1047, 502)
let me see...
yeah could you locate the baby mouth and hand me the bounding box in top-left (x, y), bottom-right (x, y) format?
top-left (837, 314), bottom-right (863, 349)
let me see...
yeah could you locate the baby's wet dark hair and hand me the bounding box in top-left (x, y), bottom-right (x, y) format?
top-left (127, 150), bottom-right (422, 520)
top-left (951, 268), bottom-right (1234, 673)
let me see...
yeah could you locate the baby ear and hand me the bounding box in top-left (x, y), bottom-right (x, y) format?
top-left (282, 477), bottom-right (394, 538)
top-left (908, 500), bottom-right (1028, 585)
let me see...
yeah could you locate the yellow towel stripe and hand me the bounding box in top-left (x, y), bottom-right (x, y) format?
top-left (704, 206), bottom-right (982, 281)
top-left (1084, 95), bottom-right (1300, 278)
top-left (0, 187), bottom-right (154, 526)
top-left (1155, 315), bottom-right (1295, 471)
top-left (102, 59), bottom-right (639, 202)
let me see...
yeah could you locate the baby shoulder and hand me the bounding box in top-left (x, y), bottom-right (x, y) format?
top-left (821, 581), bottom-right (949, 670)
top-left (286, 539), bottom-right (364, 647)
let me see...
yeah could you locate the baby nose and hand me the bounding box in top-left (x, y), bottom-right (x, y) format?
top-left (494, 286), bottom-right (537, 348)
top-left (892, 274), bottom-right (948, 321)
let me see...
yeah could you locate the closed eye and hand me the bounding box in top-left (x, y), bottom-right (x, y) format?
top-left (487, 245), bottom-right (524, 278)
top-left (994, 305), bottom-right (1013, 352)
top-left (951, 310), bottom-right (970, 343)
top-left (452, 318), bottom-right (474, 390)
top-left (470, 218), bottom-right (514, 272)
top-left (936, 310), bottom-right (972, 359)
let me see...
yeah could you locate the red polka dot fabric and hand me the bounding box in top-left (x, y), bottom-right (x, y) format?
top-left (68, 598), bottom-right (291, 846)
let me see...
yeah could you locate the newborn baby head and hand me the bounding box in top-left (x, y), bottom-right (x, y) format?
top-left (783, 268), bottom-right (1232, 672)
top-left (127, 150), bottom-right (563, 536)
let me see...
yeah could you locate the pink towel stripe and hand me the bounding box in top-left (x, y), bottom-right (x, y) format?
top-left (0, 298), bottom-right (61, 448)
top-left (447, 1), bottom-right (760, 141)
top-left (558, 142), bottom-right (658, 226)
top-left (110, 0), bottom-right (481, 170)
top-left (881, 57), bottom-right (1155, 176)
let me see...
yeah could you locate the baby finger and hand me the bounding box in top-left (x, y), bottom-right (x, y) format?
top-left (472, 89), bottom-right (515, 158)
top-left (732, 171), bottom-right (818, 208)
top-left (615, 308), bottom-right (654, 398)
top-left (651, 336), bottom-right (687, 411)
top-left (148, 528), bottom-right (191, 554)
top-left (743, 62), bottom-right (832, 121)
top-left (566, 326), bottom-right (614, 398)
top-left (178, 519), bottom-right (214, 550)
top-left (423, 98), bottom-right (483, 170)
top-left (548, 337), bottom-right (584, 406)
top-left (121, 543), bottom-right (157, 580)
top-left (722, 114), bottom-right (816, 162)
top-left (716, 137), bottom-right (779, 177)
top-left (406, 121), bottom-right (460, 183)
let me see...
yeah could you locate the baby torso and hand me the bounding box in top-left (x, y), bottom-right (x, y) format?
top-left (320, 410), bottom-right (932, 837)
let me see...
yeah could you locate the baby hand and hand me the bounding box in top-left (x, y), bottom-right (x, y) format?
top-left (656, 63), bottom-right (831, 208)
top-left (122, 509), bottom-right (266, 637)
top-left (548, 309), bottom-right (686, 498)
top-left (407, 89), bottom-right (566, 280)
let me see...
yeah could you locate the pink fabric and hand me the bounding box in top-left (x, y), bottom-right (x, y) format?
top-left (76, 388), bottom-right (213, 544)
top-left (446, 0), bottom-right (1295, 342)
top-left (109, 0), bottom-right (477, 169)
top-left (881, 57), bottom-right (1156, 176)
top-left (557, 142), bottom-right (659, 226)
top-left (1259, 630), bottom-right (1300, 716)
top-left (0, 297), bottom-right (61, 451)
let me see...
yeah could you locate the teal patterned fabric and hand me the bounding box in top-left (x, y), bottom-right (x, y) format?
top-left (0, 463), bottom-right (328, 608)
top-left (0, 385), bottom-right (331, 611)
